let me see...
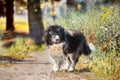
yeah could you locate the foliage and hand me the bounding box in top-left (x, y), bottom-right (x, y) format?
top-left (87, 51), bottom-right (120, 75)
top-left (7, 38), bottom-right (29, 59)
top-left (0, 37), bottom-right (46, 60)
top-left (96, 5), bottom-right (120, 52)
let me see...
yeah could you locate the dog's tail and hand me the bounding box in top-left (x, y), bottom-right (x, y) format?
top-left (83, 42), bottom-right (96, 56)
top-left (88, 43), bottom-right (96, 53)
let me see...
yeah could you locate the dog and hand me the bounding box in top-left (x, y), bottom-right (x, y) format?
top-left (45, 24), bottom-right (92, 72)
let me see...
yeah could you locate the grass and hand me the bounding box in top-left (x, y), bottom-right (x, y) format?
top-left (0, 37), bottom-right (46, 60)
top-left (0, 18), bottom-right (29, 33)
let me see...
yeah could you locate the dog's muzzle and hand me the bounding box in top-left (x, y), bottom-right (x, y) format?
top-left (51, 35), bottom-right (60, 44)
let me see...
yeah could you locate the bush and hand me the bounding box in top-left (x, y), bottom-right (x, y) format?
top-left (0, 37), bottom-right (46, 60)
top-left (87, 50), bottom-right (120, 75)
top-left (96, 5), bottom-right (120, 52)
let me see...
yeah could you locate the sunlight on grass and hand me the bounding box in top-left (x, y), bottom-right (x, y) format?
top-left (0, 18), bottom-right (6, 30)
top-left (0, 17), bottom-right (29, 33)
top-left (14, 19), bottom-right (29, 33)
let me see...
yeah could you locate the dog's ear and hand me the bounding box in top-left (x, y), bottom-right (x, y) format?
top-left (57, 26), bottom-right (64, 32)
top-left (48, 24), bottom-right (55, 30)
top-left (60, 27), bottom-right (64, 32)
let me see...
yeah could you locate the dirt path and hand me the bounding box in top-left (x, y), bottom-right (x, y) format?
top-left (0, 51), bottom-right (117, 80)
top-left (0, 51), bottom-right (51, 80)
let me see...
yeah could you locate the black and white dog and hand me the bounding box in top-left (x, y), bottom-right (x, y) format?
top-left (45, 24), bottom-right (92, 72)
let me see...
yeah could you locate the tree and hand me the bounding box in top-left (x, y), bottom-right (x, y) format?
top-left (66, 0), bottom-right (77, 9)
top-left (28, 0), bottom-right (44, 45)
top-left (5, 0), bottom-right (14, 31)
top-left (0, 0), bottom-right (5, 17)
top-left (0, 0), bottom-right (26, 31)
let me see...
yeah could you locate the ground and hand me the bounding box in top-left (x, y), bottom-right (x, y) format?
top-left (0, 51), bottom-right (51, 80)
top-left (0, 51), bottom-right (103, 80)
top-left (0, 51), bottom-right (120, 80)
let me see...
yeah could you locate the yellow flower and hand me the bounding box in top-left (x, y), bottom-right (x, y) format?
top-left (101, 5), bottom-right (114, 23)
top-left (50, 11), bottom-right (56, 17)
top-left (77, 4), bottom-right (81, 10)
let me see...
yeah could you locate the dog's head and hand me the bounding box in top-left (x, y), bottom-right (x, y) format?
top-left (45, 24), bottom-right (65, 45)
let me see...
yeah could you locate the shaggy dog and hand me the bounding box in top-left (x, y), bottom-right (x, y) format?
top-left (45, 24), bottom-right (91, 72)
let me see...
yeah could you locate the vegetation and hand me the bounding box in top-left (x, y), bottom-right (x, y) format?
top-left (45, 4), bottom-right (120, 76)
top-left (0, 37), bottom-right (46, 60)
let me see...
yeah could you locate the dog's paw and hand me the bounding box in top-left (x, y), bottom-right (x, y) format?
top-left (68, 67), bottom-right (75, 72)
top-left (53, 67), bottom-right (59, 72)
top-left (59, 65), bottom-right (69, 71)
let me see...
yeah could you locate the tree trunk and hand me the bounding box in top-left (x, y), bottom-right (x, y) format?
top-left (28, 0), bottom-right (44, 45)
top-left (5, 0), bottom-right (15, 31)
top-left (66, 0), bottom-right (77, 9)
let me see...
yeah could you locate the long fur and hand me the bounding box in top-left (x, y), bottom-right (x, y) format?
top-left (45, 24), bottom-right (91, 72)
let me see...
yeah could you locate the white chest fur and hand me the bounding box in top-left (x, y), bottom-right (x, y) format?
top-left (47, 42), bottom-right (65, 57)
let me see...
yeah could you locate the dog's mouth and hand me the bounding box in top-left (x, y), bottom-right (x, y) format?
top-left (55, 39), bottom-right (60, 44)
top-left (50, 40), bottom-right (60, 44)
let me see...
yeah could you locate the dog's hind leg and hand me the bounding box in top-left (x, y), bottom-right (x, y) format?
top-left (68, 54), bottom-right (75, 72)
top-left (67, 53), bottom-right (79, 72)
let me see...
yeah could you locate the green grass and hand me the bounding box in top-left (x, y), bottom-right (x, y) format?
top-left (0, 37), bottom-right (46, 68)
top-left (0, 37), bottom-right (46, 60)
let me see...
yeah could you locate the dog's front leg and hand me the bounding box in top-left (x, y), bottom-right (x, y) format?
top-left (53, 62), bottom-right (59, 72)
top-left (50, 56), bottom-right (59, 72)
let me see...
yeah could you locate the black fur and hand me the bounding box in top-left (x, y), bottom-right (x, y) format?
top-left (45, 25), bottom-right (91, 56)
top-left (65, 30), bottom-right (91, 56)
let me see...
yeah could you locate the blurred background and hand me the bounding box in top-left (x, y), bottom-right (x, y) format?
top-left (0, 0), bottom-right (120, 78)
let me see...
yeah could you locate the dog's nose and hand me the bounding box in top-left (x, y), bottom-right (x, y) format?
top-left (55, 35), bottom-right (59, 40)
top-left (56, 39), bottom-right (59, 42)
